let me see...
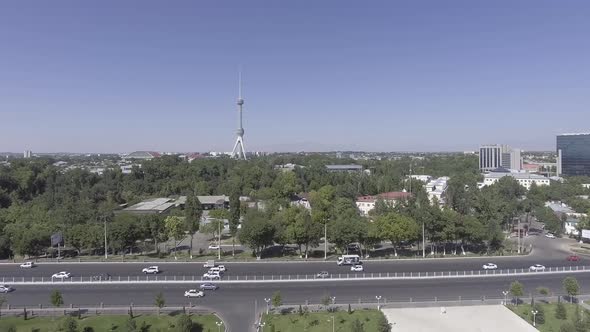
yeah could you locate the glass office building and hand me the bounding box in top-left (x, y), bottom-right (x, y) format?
top-left (557, 133), bottom-right (590, 176)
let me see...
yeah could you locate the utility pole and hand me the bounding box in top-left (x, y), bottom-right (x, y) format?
top-left (517, 217), bottom-right (521, 254)
top-left (422, 222), bottom-right (426, 258)
top-left (324, 219), bottom-right (328, 260)
top-left (218, 219), bottom-right (222, 260)
top-left (104, 216), bottom-right (108, 260)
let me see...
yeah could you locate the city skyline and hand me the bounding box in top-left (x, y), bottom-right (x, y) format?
top-left (2, 1), bottom-right (590, 153)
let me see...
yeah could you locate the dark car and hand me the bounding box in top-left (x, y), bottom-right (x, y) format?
top-left (199, 283), bottom-right (219, 290)
top-left (567, 255), bottom-right (580, 262)
top-left (92, 273), bottom-right (112, 281)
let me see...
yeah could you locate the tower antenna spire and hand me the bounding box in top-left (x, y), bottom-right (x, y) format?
top-left (231, 68), bottom-right (247, 160)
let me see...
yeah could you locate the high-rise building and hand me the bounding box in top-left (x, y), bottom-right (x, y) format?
top-left (23, 150), bottom-right (32, 158)
top-left (479, 144), bottom-right (522, 171)
top-left (557, 133), bottom-right (590, 176)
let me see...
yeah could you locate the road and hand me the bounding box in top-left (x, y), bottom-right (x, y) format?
top-left (3, 273), bottom-right (590, 332)
top-left (0, 235), bottom-right (581, 332)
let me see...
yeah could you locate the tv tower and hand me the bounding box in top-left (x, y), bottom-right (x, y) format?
top-left (230, 71), bottom-right (247, 160)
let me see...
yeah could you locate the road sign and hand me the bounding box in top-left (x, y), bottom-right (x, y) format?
top-left (581, 229), bottom-right (590, 239)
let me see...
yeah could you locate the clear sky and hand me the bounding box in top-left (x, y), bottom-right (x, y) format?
top-left (1, 1), bottom-right (589, 153)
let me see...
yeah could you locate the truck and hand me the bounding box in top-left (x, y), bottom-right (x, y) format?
top-left (203, 260), bottom-right (216, 268)
top-left (337, 254), bottom-right (360, 266)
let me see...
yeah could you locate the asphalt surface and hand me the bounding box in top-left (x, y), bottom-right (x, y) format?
top-left (3, 273), bottom-right (590, 332)
top-left (0, 235), bottom-right (581, 332)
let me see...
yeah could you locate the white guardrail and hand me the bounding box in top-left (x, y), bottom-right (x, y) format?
top-left (3, 265), bottom-right (590, 285)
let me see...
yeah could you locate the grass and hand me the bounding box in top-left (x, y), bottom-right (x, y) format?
top-left (509, 302), bottom-right (588, 332)
top-left (262, 308), bottom-right (386, 332)
top-left (0, 313), bottom-right (219, 332)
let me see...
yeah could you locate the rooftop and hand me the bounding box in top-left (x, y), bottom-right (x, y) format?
top-left (484, 172), bottom-right (548, 180)
top-left (123, 198), bottom-right (175, 214)
top-left (545, 201), bottom-right (575, 214)
top-left (357, 191), bottom-right (411, 202)
top-left (326, 164), bottom-right (363, 170)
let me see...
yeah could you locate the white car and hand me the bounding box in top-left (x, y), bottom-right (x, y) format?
top-left (351, 264), bottom-right (364, 272)
top-left (142, 266), bottom-right (160, 274)
top-left (51, 271), bottom-right (71, 279)
top-left (184, 289), bottom-right (205, 298)
top-left (20, 262), bottom-right (34, 268)
top-left (529, 264), bottom-right (546, 271)
top-left (545, 233), bottom-right (556, 239)
top-left (482, 263), bottom-right (498, 270)
top-left (208, 244), bottom-right (220, 250)
top-left (203, 272), bottom-right (221, 280)
top-left (0, 285), bottom-right (13, 293)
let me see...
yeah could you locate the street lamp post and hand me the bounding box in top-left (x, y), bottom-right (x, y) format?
top-left (328, 316), bottom-right (334, 332)
top-left (215, 321), bottom-right (223, 332)
top-left (531, 310), bottom-right (538, 326)
top-left (502, 291), bottom-right (509, 305)
top-left (331, 297), bottom-right (336, 305)
top-left (376, 295), bottom-right (382, 310)
top-left (264, 298), bottom-right (271, 314)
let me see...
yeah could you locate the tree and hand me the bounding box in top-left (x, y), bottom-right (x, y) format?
top-left (237, 209), bottom-right (275, 258)
top-left (60, 316), bottom-right (78, 332)
top-left (537, 287), bottom-right (550, 296)
top-left (510, 281), bottom-right (524, 305)
top-left (175, 314), bottom-right (193, 332)
top-left (229, 191), bottom-right (241, 256)
top-left (556, 301), bottom-right (567, 320)
top-left (375, 213), bottom-right (419, 256)
top-left (154, 292), bottom-right (165, 315)
top-left (126, 317), bottom-right (138, 332)
top-left (50, 290), bottom-right (64, 308)
top-left (271, 291), bottom-right (282, 309)
top-left (563, 277), bottom-right (580, 303)
top-left (184, 193), bottom-right (202, 259)
top-left (286, 207), bottom-right (321, 258)
top-left (320, 295), bottom-right (331, 309)
top-left (376, 314), bottom-right (391, 332)
top-left (164, 216), bottom-right (184, 259)
top-left (533, 303), bottom-right (545, 325)
top-left (560, 322), bottom-right (575, 332)
top-left (351, 318), bottom-right (364, 332)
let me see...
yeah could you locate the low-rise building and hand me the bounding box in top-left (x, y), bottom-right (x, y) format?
top-left (409, 175), bottom-right (432, 183)
top-left (478, 170), bottom-right (550, 190)
top-left (326, 164), bottom-right (364, 173)
top-left (425, 177), bottom-right (450, 206)
top-left (582, 184), bottom-right (590, 189)
top-left (565, 218), bottom-right (580, 236)
top-left (122, 198), bottom-right (177, 215)
top-left (356, 191), bottom-right (412, 216)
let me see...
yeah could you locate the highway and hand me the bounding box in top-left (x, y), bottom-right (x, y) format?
top-left (3, 273), bottom-right (590, 332)
top-left (0, 235), bottom-right (583, 332)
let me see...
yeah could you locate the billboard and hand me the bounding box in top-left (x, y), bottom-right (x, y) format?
top-left (581, 229), bottom-right (590, 239)
top-left (51, 233), bottom-right (64, 247)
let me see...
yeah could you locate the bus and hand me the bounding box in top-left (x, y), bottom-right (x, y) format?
top-left (337, 254), bottom-right (360, 266)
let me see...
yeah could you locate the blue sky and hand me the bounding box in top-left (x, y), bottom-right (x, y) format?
top-left (1, 1), bottom-right (589, 153)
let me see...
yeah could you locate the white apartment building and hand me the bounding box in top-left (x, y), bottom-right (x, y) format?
top-left (425, 177), bottom-right (450, 206)
top-left (356, 191), bottom-right (412, 216)
top-left (478, 172), bottom-right (550, 190)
